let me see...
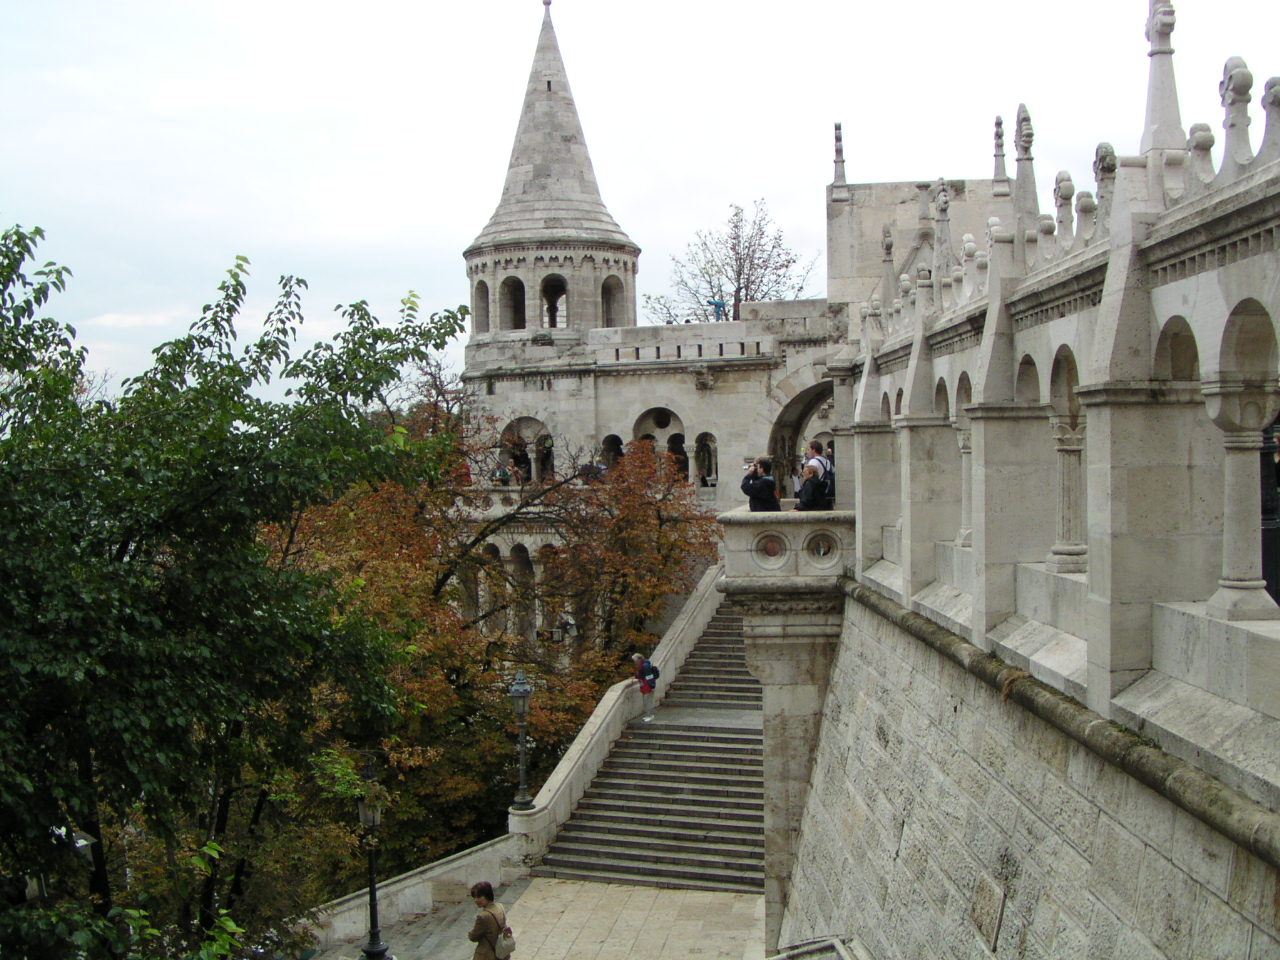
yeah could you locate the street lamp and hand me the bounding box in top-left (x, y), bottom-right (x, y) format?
top-left (357, 769), bottom-right (389, 960)
top-left (509, 670), bottom-right (535, 811)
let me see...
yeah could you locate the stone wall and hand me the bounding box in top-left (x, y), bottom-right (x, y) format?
top-left (780, 591), bottom-right (1280, 959)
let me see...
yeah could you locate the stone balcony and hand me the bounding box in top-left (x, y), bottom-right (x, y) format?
top-left (718, 506), bottom-right (856, 589)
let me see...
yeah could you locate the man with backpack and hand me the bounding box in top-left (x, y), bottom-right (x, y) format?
top-left (804, 439), bottom-right (835, 509)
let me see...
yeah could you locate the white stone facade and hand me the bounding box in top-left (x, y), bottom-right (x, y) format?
top-left (467, 2), bottom-right (1280, 957)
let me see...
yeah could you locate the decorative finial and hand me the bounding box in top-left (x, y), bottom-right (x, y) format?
top-left (993, 116), bottom-right (1009, 190)
top-left (1015, 104), bottom-right (1034, 160)
top-left (544, 0), bottom-right (551, 6)
top-left (833, 122), bottom-right (847, 185)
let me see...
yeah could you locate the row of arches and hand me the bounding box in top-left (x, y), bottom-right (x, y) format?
top-left (473, 275), bottom-right (626, 334)
top-left (492, 409), bottom-right (721, 487)
top-left (868, 296), bottom-right (1278, 612)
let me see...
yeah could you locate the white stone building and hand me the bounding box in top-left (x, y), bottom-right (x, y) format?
top-left (470, 2), bottom-right (1280, 957)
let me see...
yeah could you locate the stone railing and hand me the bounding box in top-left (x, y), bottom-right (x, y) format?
top-left (506, 561), bottom-right (725, 862)
top-left (719, 507), bottom-right (856, 585)
top-left (306, 834), bottom-right (520, 949)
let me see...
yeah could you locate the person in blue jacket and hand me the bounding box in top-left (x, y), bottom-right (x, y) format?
top-left (632, 653), bottom-right (660, 722)
top-left (741, 457), bottom-right (781, 512)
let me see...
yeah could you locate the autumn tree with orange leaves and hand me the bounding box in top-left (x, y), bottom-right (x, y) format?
top-left (266, 373), bottom-right (720, 881)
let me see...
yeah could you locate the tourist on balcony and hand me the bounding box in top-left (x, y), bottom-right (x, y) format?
top-left (741, 457), bottom-right (781, 512)
top-left (794, 463), bottom-right (824, 511)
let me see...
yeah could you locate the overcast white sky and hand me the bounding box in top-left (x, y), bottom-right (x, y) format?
top-left (3, 0), bottom-right (1276, 386)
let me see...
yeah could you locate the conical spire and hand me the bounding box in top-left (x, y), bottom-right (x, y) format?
top-left (466, 3), bottom-right (636, 254)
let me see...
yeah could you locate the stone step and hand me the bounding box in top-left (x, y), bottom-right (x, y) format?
top-left (547, 839), bottom-right (762, 873)
top-left (601, 760), bottom-right (762, 786)
top-left (622, 727), bottom-right (752, 742)
top-left (530, 863), bottom-right (763, 895)
top-left (586, 777), bottom-right (763, 805)
top-left (576, 795), bottom-right (763, 823)
top-left (606, 755), bottom-right (762, 777)
top-left (661, 701), bottom-right (762, 713)
top-left (538, 851), bottom-right (764, 889)
top-left (676, 664), bottom-right (755, 675)
top-left (557, 828), bottom-right (762, 860)
top-left (667, 688), bottom-right (758, 699)
top-left (617, 735), bottom-right (763, 756)
top-left (559, 818), bottom-right (763, 849)
top-left (619, 732), bottom-right (757, 757)
top-left (611, 746), bottom-right (763, 766)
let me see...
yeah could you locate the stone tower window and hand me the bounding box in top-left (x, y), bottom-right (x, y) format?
top-left (499, 276), bottom-right (526, 330)
top-left (601, 275), bottom-right (624, 328)
top-left (473, 279), bottom-right (490, 334)
top-left (541, 275), bottom-right (568, 328)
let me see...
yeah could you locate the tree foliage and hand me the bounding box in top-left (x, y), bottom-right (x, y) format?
top-left (0, 220), bottom-right (720, 957)
top-left (644, 200), bottom-right (815, 323)
top-left (0, 222), bottom-right (465, 957)
top-left (268, 404), bottom-right (720, 878)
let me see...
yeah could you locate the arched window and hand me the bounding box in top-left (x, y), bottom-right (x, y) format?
top-left (601, 434), bottom-right (624, 468)
top-left (694, 432), bottom-right (718, 487)
top-left (499, 277), bottom-right (526, 331)
top-left (1154, 316), bottom-right (1200, 381)
top-left (541, 275), bottom-right (568, 329)
top-left (535, 434), bottom-right (555, 482)
top-left (602, 276), bottom-right (624, 328)
top-left (473, 279), bottom-right (490, 334)
top-left (1015, 355), bottom-right (1040, 403)
top-left (666, 433), bottom-right (689, 481)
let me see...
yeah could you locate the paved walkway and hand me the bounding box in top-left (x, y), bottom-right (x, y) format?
top-left (314, 877), bottom-right (765, 960)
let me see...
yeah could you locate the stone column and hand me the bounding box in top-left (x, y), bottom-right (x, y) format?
top-left (968, 403), bottom-right (1056, 647)
top-left (897, 416), bottom-right (961, 597)
top-left (954, 425), bottom-right (973, 546)
top-left (1046, 417), bottom-right (1088, 573)
top-left (1204, 380), bottom-right (1280, 620)
top-left (723, 584), bottom-right (843, 956)
top-left (717, 509), bottom-right (852, 955)
top-left (852, 422), bottom-right (899, 572)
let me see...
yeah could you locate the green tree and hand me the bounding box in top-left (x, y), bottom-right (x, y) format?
top-left (0, 222), bottom-right (464, 956)
top-left (644, 200), bottom-right (815, 323)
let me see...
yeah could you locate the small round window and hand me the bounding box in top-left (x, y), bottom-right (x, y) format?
top-left (753, 533), bottom-right (788, 570)
top-left (806, 532), bottom-right (839, 566)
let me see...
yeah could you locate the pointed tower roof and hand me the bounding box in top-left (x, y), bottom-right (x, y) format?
top-left (466, 3), bottom-right (637, 255)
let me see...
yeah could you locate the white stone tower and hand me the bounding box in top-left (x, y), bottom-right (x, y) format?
top-left (464, 0), bottom-right (640, 345)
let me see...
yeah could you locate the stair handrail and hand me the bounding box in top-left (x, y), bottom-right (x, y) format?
top-left (507, 561), bottom-right (726, 864)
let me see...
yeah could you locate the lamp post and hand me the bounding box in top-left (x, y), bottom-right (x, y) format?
top-left (357, 771), bottom-right (389, 960)
top-left (509, 670), bottom-right (535, 811)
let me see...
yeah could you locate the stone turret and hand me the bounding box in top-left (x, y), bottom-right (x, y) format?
top-left (465, 0), bottom-right (640, 342)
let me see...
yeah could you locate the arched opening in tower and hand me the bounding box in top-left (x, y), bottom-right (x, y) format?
top-left (500, 276), bottom-right (526, 330)
top-left (473, 279), bottom-right (491, 334)
top-left (601, 276), bottom-right (624, 328)
top-left (542, 275), bottom-right (568, 329)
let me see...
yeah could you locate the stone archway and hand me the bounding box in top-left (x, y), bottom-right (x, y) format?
top-left (766, 380), bottom-right (834, 485)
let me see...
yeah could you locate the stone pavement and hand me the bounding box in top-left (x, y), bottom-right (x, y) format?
top-left (314, 876), bottom-right (765, 960)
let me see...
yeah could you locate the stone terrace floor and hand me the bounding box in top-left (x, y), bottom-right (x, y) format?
top-left (312, 876), bottom-right (765, 960)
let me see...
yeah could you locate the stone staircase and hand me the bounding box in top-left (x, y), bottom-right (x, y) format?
top-left (661, 608), bottom-right (764, 711)
top-left (532, 605), bottom-right (765, 893)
